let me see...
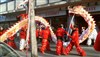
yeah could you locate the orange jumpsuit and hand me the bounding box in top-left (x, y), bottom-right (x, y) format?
top-left (0, 30), bottom-right (5, 36)
top-left (40, 27), bottom-right (51, 54)
top-left (7, 35), bottom-right (17, 49)
top-left (0, 30), bottom-right (7, 43)
top-left (36, 29), bottom-right (42, 43)
top-left (0, 31), bottom-right (3, 36)
top-left (56, 28), bottom-right (66, 55)
top-left (36, 29), bottom-right (39, 38)
top-left (64, 28), bottom-right (86, 56)
top-left (94, 31), bottom-right (100, 51)
top-left (19, 28), bottom-right (27, 50)
top-left (20, 28), bottom-right (26, 40)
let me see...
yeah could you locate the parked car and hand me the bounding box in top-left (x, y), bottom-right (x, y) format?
top-left (0, 42), bottom-right (21, 57)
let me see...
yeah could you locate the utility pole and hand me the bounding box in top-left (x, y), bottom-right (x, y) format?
top-left (28, 0), bottom-right (38, 57)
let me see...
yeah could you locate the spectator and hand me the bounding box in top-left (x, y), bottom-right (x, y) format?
top-left (94, 23), bottom-right (100, 51)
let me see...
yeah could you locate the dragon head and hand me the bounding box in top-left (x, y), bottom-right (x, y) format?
top-left (68, 5), bottom-right (86, 15)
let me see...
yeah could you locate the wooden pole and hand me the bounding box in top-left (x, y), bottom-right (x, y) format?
top-left (28, 0), bottom-right (38, 57)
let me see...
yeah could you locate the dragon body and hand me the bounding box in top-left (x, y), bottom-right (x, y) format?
top-left (0, 16), bottom-right (57, 43)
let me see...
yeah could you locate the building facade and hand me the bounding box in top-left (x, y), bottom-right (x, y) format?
top-left (0, 0), bottom-right (100, 31)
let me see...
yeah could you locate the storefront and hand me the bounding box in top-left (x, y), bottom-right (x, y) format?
top-left (0, 13), bottom-right (18, 30)
top-left (74, 5), bottom-right (100, 45)
top-left (86, 5), bottom-right (100, 26)
top-left (36, 7), bottom-right (68, 31)
top-left (73, 5), bottom-right (100, 33)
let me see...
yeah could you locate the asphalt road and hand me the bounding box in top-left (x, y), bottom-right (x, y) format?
top-left (16, 43), bottom-right (100, 57)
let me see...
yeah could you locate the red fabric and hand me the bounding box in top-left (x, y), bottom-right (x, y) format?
top-left (20, 29), bottom-right (26, 39)
top-left (56, 28), bottom-right (66, 37)
top-left (40, 39), bottom-right (50, 54)
top-left (7, 41), bottom-right (17, 49)
top-left (55, 27), bottom-right (66, 55)
top-left (64, 28), bottom-right (86, 56)
top-left (39, 30), bottom-right (42, 38)
top-left (17, 14), bottom-right (28, 20)
top-left (68, 28), bottom-right (79, 42)
top-left (7, 35), bottom-right (17, 49)
top-left (41, 28), bottom-right (50, 39)
top-left (70, 24), bottom-right (73, 29)
top-left (36, 29), bottom-right (39, 38)
top-left (0, 31), bottom-right (3, 36)
top-left (56, 40), bottom-right (63, 55)
top-left (20, 28), bottom-right (31, 44)
top-left (40, 27), bottom-right (51, 54)
top-left (0, 30), bottom-right (6, 36)
top-left (8, 35), bottom-right (15, 40)
top-left (3, 30), bottom-right (6, 34)
top-left (94, 31), bottom-right (100, 51)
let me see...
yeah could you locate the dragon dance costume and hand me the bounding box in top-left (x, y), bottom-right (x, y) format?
top-left (1, 29), bottom-right (17, 49)
top-left (0, 30), bottom-right (3, 36)
top-left (40, 27), bottom-right (51, 54)
top-left (94, 31), bottom-right (100, 51)
top-left (64, 28), bottom-right (86, 56)
top-left (19, 28), bottom-right (27, 50)
top-left (36, 28), bottom-right (42, 43)
top-left (7, 35), bottom-right (17, 49)
top-left (56, 27), bottom-right (66, 55)
top-left (36, 29), bottom-right (39, 38)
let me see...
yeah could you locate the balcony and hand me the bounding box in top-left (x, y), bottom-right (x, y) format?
top-left (0, 0), bottom-right (96, 14)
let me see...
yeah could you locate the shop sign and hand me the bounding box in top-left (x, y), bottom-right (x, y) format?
top-left (0, 15), bottom-right (6, 22)
top-left (85, 5), bottom-right (100, 12)
top-left (36, 8), bottom-right (66, 17)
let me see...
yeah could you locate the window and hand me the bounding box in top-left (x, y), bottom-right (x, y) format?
top-left (0, 0), bottom-right (7, 3)
top-left (0, 0), bottom-right (14, 3)
top-left (36, 0), bottom-right (48, 5)
top-left (7, 1), bottom-right (14, 11)
top-left (49, 0), bottom-right (61, 3)
top-left (0, 3), bottom-right (6, 12)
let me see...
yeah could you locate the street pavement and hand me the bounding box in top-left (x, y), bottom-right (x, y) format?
top-left (16, 43), bottom-right (100, 57)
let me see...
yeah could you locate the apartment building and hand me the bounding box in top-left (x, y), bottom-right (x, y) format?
top-left (0, 0), bottom-right (100, 30)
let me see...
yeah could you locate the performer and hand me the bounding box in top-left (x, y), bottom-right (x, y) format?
top-left (36, 27), bottom-right (41, 43)
top-left (17, 14), bottom-right (30, 51)
top-left (55, 25), bottom-right (67, 55)
top-left (36, 28), bottom-right (39, 41)
top-left (19, 27), bottom-right (27, 51)
top-left (94, 24), bottom-right (100, 51)
top-left (0, 26), bottom-right (4, 36)
top-left (0, 27), bottom-right (7, 43)
top-left (7, 35), bottom-right (17, 49)
top-left (40, 26), bottom-right (51, 54)
top-left (17, 13), bottom-right (28, 20)
top-left (64, 25), bottom-right (86, 56)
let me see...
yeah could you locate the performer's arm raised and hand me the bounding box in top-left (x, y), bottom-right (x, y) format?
top-left (66, 31), bottom-right (72, 39)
